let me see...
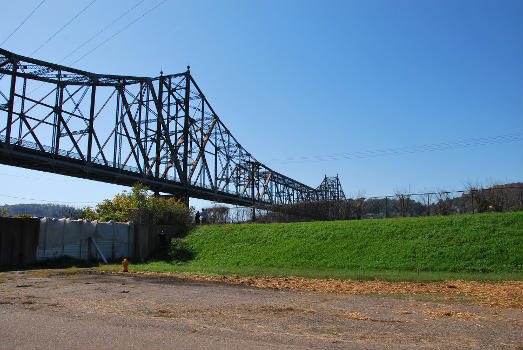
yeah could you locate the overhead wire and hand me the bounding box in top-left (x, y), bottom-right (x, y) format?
top-left (0, 0), bottom-right (47, 47)
top-left (60, 0), bottom-right (145, 64)
top-left (268, 133), bottom-right (523, 164)
top-left (30, 0), bottom-right (97, 56)
top-left (25, 0), bottom-right (146, 95)
top-left (71, 0), bottom-right (168, 65)
top-left (25, 0), bottom-right (165, 95)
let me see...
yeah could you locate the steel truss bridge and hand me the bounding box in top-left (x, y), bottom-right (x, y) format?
top-left (0, 48), bottom-right (344, 207)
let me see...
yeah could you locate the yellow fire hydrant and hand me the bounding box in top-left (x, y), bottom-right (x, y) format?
top-left (122, 258), bottom-right (129, 272)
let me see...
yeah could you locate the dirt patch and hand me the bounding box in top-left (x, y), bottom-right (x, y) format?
top-left (114, 271), bottom-right (523, 309)
top-left (23, 269), bottom-right (85, 278)
top-left (425, 310), bottom-right (481, 320)
top-left (1, 270), bottom-right (521, 349)
top-left (340, 311), bottom-right (370, 320)
top-left (153, 309), bottom-right (178, 318)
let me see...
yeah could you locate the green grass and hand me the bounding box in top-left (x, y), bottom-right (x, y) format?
top-left (108, 211), bottom-right (523, 281)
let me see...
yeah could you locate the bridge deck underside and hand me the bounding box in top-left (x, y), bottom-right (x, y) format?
top-left (0, 144), bottom-right (261, 207)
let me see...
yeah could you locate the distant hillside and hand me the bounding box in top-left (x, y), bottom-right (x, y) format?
top-left (0, 203), bottom-right (82, 218)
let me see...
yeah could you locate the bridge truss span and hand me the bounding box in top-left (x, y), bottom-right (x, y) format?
top-left (0, 48), bottom-right (343, 207)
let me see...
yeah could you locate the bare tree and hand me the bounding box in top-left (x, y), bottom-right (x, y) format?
top-left (204, 206), bottom-right (230, 224)
top-left (395, 189), bottom-right (411, 217)
top-left (435, 190), bottom-right (451, 215)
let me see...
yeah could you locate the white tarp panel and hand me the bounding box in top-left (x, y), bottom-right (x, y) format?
top-left (63, 219), bottom-right (84, 259)
top-left (113, 222), bottom-right (133, 259)
top-left (37, 218), bottom-right (66, 260)
top-left (37, 218), bottom-right (133, 262)
top-left (93, 221), bottom-right (114, 260)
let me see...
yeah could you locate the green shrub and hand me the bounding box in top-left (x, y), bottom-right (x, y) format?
top-left (83, 183), bottom-right (192, 229)
top-left (168, 238), bottom-right (194, 261)
top-left (12, 214), bottom-right (34, 218)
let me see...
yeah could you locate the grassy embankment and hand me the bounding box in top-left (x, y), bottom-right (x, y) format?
top-left (106, 211), bottom-right (523, 281)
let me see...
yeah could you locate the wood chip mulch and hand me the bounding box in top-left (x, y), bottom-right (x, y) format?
top-left (112, 271), bottom-right (523, 309)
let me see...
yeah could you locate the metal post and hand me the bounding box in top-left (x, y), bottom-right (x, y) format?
top-left (145, 85), bottom-right (150, 172)
top-left (183, 68), bottom-right (191, 186)
top-left (166, 77), bottom-right (171, 133)
top-left (117, 82), bottom-right (124, 167)
top-left (17, 77), bottom-right (27, 141)
top-left (427, 193), bottom-right (430, 216)
top-left (251, 161), bottom-right (256, 221)
top-left (214, 144), bottom-right (218, 192)
top-left (336, 174), bottom-right (341, 201)
top-left (137, 82), bottom-right (143, 171)
top-left (181, 68), bottom-right (191, 206)
top-left (471, 191), bottom-right (474, 214)
top-left (155, 74), bottom-right (163, 178)
top-left (113, 87), bottom-right (120, 165)
top-left (5, 59), bottom-right (18, 144)
top-left (201, 96), bottom-right (204, 187)
top-left (54, 83), bottom-right (64, 153)
top-left (87, 85), bottom-right (96, 163)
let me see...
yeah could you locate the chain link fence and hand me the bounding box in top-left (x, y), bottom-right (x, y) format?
top-left (201, 183), bottom-right (523, 224)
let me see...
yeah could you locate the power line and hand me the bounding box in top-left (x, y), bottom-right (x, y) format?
top-left (268, 133), bottom-right (523, 164)
top-left (61, 0), bottom-right (145, 63)
top-left (71, 0), bottom-right (167, 65)
top-left (30, 0), bottom-right (97, 56)
top-left (24, 0), bottom-right (144, 96)
top-left (0, 0), bottom-right (47, 47)
top-left (362, 185), bottom-right (523, 200)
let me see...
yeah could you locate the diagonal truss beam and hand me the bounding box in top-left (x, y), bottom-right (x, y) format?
top-left (0, 47), bottom-right (345, 208)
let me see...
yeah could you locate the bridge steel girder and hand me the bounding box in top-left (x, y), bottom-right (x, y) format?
top-left (0, 48), bottom-right (344, 207)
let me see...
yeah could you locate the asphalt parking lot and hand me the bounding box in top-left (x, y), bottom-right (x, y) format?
top-left (0, 270), bottom-right (521, 349)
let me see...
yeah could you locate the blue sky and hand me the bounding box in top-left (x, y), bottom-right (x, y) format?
top-left (0, 0), bottom-right (521, 209)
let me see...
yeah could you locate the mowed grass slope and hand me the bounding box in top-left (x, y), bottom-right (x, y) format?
top-left (186, 211), bottom-right (522, 273)
top-left (121, 211), bottom-right (523, 281)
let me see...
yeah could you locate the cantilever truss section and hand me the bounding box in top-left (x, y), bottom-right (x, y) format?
top-left (316, 176), bottom-right (346, 201)
top-left (0, 48), bottom-right (343, 207)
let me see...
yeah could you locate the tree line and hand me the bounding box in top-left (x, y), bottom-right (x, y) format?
top-left (0, 203), bottom-right (82, 218)
top-left (201, 182), bottom-right (523, 223)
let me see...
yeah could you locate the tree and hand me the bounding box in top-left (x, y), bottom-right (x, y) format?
top-left (203, 206), bottom-right (230, 224)
top-left (83, 183), bottom-right (192, 229)
top-left (395, 190), bottom-right (411, 217)
top-left (436, 190), bottom-right (451, 215)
